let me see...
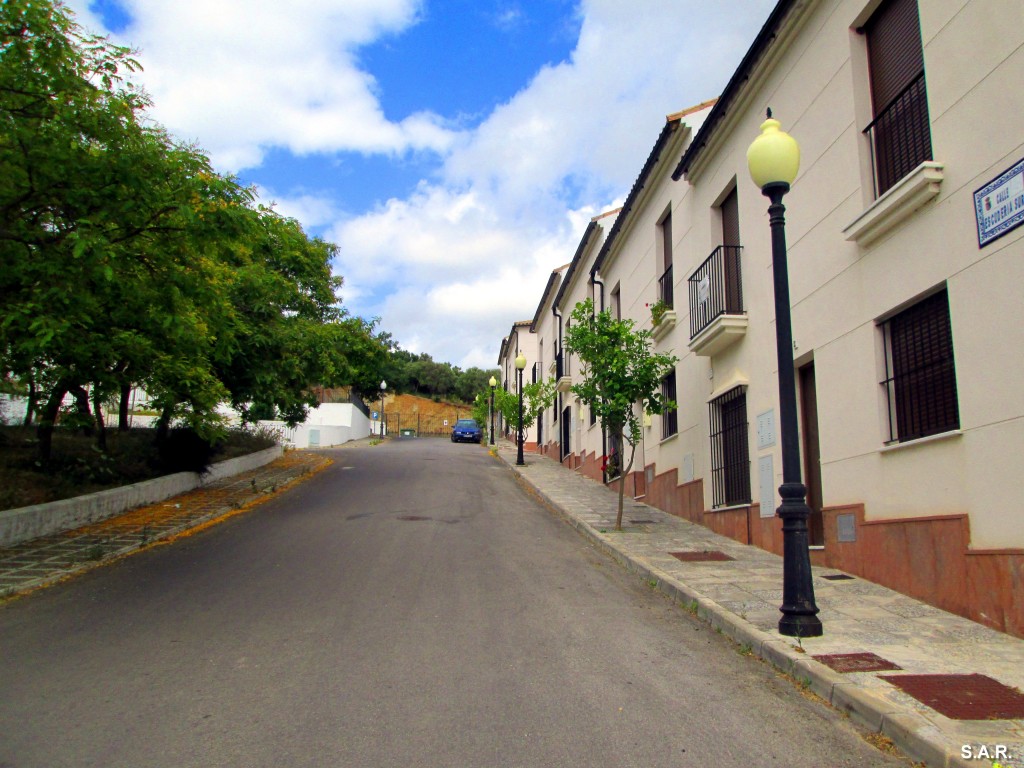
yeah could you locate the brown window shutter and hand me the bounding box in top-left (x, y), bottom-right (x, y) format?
top-left (888, 290), bottom-right (959, 441)
top-left (865, 0), bottom-right (924, 115)
top-left (721, 188), bottom-right (740, 247)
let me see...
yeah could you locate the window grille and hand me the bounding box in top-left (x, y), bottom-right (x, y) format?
top-left (881, 289), bottom-right (959, 442)
top-left (661, 370), bottom-right (678, 438)
top-left (709, 387), bottom-right (751, 507)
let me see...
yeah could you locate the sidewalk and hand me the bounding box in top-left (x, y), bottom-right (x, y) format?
top-left (0, 449), bottom-right (332, 601)
top-left (494, 443), bottom-right (1024, 768)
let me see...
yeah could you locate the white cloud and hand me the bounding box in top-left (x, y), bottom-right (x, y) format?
top-left (327, 0), bottom-right (777, 368)
top-left (67, 0), bottom-right (458, 171)
top-left (66, 0), bottom-right (776, 371)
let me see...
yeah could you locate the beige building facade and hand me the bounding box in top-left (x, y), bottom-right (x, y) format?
top-left (500, 0), bottom-right (1024, 637)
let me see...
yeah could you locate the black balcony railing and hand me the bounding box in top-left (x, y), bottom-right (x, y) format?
top-left (688, 245), bottom-right (743, 340)
top-left (658, 264), bottom-right (674, 309)
top-left (864, 71), bottom-right (931, 198)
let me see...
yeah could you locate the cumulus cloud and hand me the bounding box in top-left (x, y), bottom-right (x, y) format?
top-left (68, 0), bottom-right (458, 171)
top-left (329, 0), bottom-right (776, 368)
top-left (66, 0), bottom-right (776, 370)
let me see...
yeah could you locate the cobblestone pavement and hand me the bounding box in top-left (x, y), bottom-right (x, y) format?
top-left (0, 449), bottom-right (332, 600)
top-left (494, 442), bottom-right (1024, 768)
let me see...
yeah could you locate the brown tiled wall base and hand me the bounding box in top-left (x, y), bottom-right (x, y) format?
top-left (552, 451), bottom-right (1024, 640)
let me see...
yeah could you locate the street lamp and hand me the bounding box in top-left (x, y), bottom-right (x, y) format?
top-left (515, 353), bottom-right (526, 466)
top-left (489, 375), bottom-right (497, 446)
top-left (379, 380), bottom-right (386, 437)
top-left (747, 110), bottom-right (822, 638)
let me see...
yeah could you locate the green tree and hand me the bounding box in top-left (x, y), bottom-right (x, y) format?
top-left (0, 0), bottom-right (230, 458)
top-left (455, 366), bottom-right (498, 403)
top-left (492, 377), bottom-right (557, 448)
top-left (0, 1), bottom-right (389, 459)
top-left (564, 299), bottom-right (677, 530)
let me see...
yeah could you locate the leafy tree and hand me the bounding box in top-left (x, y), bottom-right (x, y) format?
top-left (0, 0), bottom-right (222, 458)
top-left (492, 377), bottom-right (557, 448)
top-left (564, 299), bottom-right (678, 530)
top-left (454, 366), bottom-right (497, 403)
top-left (0, 1), bottom-right (390, 459)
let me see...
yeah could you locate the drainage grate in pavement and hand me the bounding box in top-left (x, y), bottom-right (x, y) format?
top-left (629, 519), bottom-right (656, 525)
top-left (813, 652), bottom-right (902, 673)
top-left (880, 673), bottom-right (1024, 720)
top-left (397, 515), bottom-right (431, 522)
top-left (670, 550), bottom-right (735, 562)
top-left (822, 574), bottom-right (856, 581)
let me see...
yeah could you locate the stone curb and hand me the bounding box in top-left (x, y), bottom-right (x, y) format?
top-left (499, 451), bottom-right (982, 768)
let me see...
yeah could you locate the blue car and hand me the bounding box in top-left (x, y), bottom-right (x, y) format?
top-left (451, 418), bottom-right (483, 443)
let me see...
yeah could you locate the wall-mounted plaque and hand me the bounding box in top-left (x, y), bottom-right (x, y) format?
top-left (975, 157), bottom-right (1024, 247)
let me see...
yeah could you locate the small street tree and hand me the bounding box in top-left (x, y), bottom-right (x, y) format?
top-left (491, 378), bottom-right (557, 449)
top-left (564, 299), bottom-right (678, 530)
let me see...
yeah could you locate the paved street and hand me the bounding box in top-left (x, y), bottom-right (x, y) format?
top-left (0, 438), bottom-right (910, 768)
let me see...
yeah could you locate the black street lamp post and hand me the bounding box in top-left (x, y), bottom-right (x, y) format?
top-left (489, 375), bottom-right (497, 446)
top-left (379, 380), bottom-right (386, 437)
top-left (515, 353), bottom-right (526, 466)
top-left (747, 111), bottom-right (822, 638)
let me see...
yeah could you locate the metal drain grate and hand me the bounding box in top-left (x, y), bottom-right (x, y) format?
top-left (813, 652), bottom-right (902, 673)
top-left (670, 550), bottom-right (735, 562)
top-left (822, 574), bottom-right (855, 581)
top-left (629, 519), bottom-right (656, 525)
top-left (880, 674), bottom-right (1024, 720)
top-left (397, 515), bottom-right (431, 522)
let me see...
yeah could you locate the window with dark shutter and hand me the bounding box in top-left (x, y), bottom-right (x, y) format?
top-left (661, 370), bottom-right (678, 438)
top-left (658, 210), bottom-right (674, 309)
top-left (881, 289), bottom-right (959, 442)
top-left (721, 188), bottom-right (743, 315)
top-left (863, 0), bottom-right (931, 196)
top-left (709, 387), bottom-right (751, 507)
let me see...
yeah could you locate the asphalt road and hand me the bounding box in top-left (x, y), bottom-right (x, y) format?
top-left (0, 438), bottom-right (910, 767)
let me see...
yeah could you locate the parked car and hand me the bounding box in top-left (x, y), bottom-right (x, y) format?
top-left (450, 418), bottom-right (483, 443)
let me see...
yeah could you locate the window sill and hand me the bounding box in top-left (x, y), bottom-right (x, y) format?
top-left (879, 429), bottom-right (962, 454)
top-left (843, 161), bottom-right (944, 247)
top-left (659, 432), bottom-right (679, 446)
top-left (709, 502), bottom-right (751, 513)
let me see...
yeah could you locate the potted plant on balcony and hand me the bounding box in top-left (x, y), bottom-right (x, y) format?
top-left (647, 299), bottom-right (670, 326)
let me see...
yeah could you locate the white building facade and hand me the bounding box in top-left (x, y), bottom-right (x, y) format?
top-left (502, 0), bottom-right (1024, 638)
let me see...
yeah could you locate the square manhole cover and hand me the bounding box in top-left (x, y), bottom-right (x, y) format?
top-left (670, 551), bottom-right (735, 562)
top-left (880, 674), bottom-right (1024, 720)
top-left (813, 652), bottom-right (902, 673)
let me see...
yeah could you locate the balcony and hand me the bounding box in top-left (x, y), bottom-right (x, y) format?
top-left (555, 350), bottom-right (571, 392)
top-left (688, 245), bottom-right (746, 357)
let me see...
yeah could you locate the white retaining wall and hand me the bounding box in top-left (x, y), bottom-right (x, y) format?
top-left (0, 446), bottom-right (283, 548)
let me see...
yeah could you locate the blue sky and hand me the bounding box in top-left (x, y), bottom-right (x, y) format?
top-left (71, 0), bottom-right (776, 370)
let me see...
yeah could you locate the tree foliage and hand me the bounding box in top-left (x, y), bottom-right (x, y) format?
top-left (564, 299), bottom-right (678, 530)
top-left (381, 348), bottom-right (498, 404)
top-left (0, 1), bottom-right (390, 461)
